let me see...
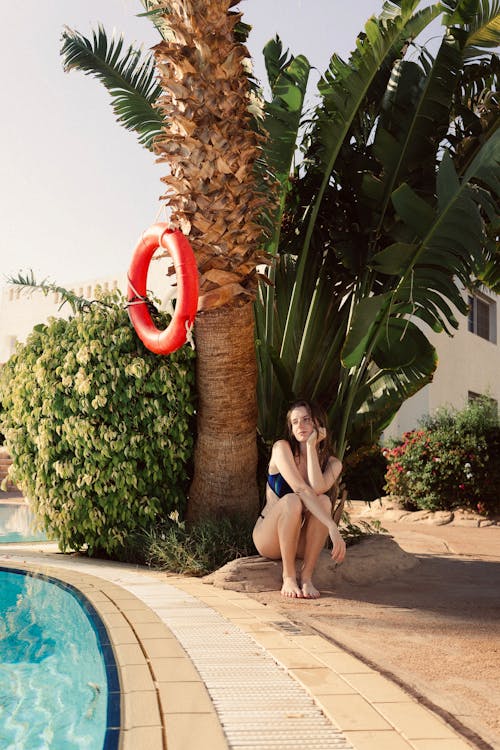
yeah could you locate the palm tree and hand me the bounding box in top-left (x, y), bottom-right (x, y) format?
top-left (62, 0), bottom-right (270, 521)
top-left (60, 0), bottom-right (499, 511)
top-left (148, 0), bottom-right (270, 521)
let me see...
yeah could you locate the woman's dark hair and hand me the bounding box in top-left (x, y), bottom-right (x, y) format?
top-left (285, 400), bottom-right (332, 471)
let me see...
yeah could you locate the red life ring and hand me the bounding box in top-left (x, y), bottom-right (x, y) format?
top-left (127, 223), bottom-right (198, 354)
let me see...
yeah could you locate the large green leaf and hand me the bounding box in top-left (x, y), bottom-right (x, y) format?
top-left (446, 0), bottom-right (500, 58)
top-left (341, 294), bottom-right (392, 369)
top-left (370, 243), bottom-right (417, 274)
top-left (372, 318), bottom-right (436, 369)
top-left (372, 32), bottom-right (462, 226)
top-left (464, 0), bottom-right (500, 50)
top-left (260, 38), bottom-right (310, 254)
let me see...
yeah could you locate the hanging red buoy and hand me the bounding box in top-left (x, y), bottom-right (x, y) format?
top-left (127, 223), bottom-right (198, 354)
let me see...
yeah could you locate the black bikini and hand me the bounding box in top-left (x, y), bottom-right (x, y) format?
top-left (267, 472), bottom-right (293, 498)
top-left (259, 472), bottom-right (295, 519)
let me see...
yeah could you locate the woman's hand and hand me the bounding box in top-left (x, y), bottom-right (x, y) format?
top-left (307, 426), bottom-right (326, 447)
top-left (328, 523), bottom-right (346, 563)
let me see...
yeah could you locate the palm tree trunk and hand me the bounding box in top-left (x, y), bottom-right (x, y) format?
top-left (187, 300), bottom-right (259, 522)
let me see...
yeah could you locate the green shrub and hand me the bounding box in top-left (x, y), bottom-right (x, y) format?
top-left (384, 399), bottom-right (500, 515)
top-left (0, 292), bottom-right (196, 554)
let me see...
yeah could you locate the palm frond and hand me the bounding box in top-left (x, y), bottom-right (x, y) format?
top-left (138, 1), bottom-right (175, 41)
top-left (61, 25), bottom-right (165, 150)
top-left (463, 0), bottom-right (500, 56)
top-left (8, 271), bottom-right (103, 315)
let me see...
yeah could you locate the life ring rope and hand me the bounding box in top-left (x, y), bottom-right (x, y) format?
top-left (127, 224), bottom-right (199, 355)
top-left (126, 275), bottom-right (148, 305)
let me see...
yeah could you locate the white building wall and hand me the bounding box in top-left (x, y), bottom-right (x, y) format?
top-left (383, 382), bottom-right (431, 439)
top-left (383, 287), bottom-right (500, 442)
top-left (427, 322), bottom-right (499, 412)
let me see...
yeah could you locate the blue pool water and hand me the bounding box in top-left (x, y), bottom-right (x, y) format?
top-left (0, 568), bottom-right (120, 749)
top-left (0, 503), bottom-right (47, 543)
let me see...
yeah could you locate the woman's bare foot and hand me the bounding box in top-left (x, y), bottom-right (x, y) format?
top-left (281, 576), bottom-right (303, 598)
top-left (301, 580), bottom-right (321, 599)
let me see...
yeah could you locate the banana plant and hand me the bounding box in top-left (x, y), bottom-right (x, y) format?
top-left (256, 0), bottom-right (500, 457)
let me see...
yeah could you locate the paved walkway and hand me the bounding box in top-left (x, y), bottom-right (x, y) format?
top-left (0, 542), bottom-right (477, 750)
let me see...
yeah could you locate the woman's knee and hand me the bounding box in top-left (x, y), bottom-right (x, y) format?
top-left (282, 493), bottom-right (304, 519)
top-left (317, 494), bottom-right (332, 515)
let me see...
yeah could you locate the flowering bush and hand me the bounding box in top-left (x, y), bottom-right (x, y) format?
top-left (384, 400), bottom-right (500, 515)
top-left (0, 292), bottom-right (196, 554)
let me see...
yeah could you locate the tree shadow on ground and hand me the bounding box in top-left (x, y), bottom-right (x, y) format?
top-left (332, 553), bottom-right (500, 623)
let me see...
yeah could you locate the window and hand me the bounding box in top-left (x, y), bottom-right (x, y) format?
top-left (468, 391), bottom-right (498, 418)
top-left (468, 293), bottom-right (497, 343)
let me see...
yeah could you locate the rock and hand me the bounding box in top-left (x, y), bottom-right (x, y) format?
top-left (381, 496), bottom-right (409, 511)
top-left (452, 509), bottom-right (482, 527)
top-left (398, 509), bottom-right (453, 525)
top-left (338, 535), bottom-right (419, 586)
top-left (204, 556), bottom-right (285, 593)
top-left (350, 499), bottom-right (497, 528)
top-left (405, 510), bottom-right (433, 522)
top-left (425, 511), bottom-right (454, 526)
top-left (357, 505), bottom-right (385, 518)
top-left (205, 535), bottom-right (419, 592)
top-left (383, 509), bottom-right (412, 522)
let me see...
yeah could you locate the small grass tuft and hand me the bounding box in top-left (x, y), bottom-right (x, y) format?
top-left (120, 513), bottom-right (257, 576)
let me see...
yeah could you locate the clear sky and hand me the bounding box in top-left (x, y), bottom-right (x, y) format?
top-left (0, 1), bottom-right (434, 286)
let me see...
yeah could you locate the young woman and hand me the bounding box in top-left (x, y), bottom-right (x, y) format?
top-left (253, 400), bottom-right (345, 599)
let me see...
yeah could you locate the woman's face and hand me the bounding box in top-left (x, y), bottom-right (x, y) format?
top-left (289, 406), bottom-right (315, 443)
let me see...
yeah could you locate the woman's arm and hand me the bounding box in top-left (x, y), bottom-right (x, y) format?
top-left (270, 441), bottom-right (338, 529)
top-left (305, 430), bottom-right (343, 495)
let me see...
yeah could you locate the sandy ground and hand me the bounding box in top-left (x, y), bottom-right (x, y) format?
top-left (247, 520), bottom-right (500, 750)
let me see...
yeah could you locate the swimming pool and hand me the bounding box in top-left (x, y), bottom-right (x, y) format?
top-left (0, 567), bottom-right (120, 749)
top-left (0, 503), bottom-right (47, 543)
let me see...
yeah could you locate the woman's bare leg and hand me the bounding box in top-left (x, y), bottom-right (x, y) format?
top-left (252, 494), bottom-right (304, 597)
top-left (277, 495), bottom-right (304, 597)
top-left (297, 495), bottom-right (331, 598)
